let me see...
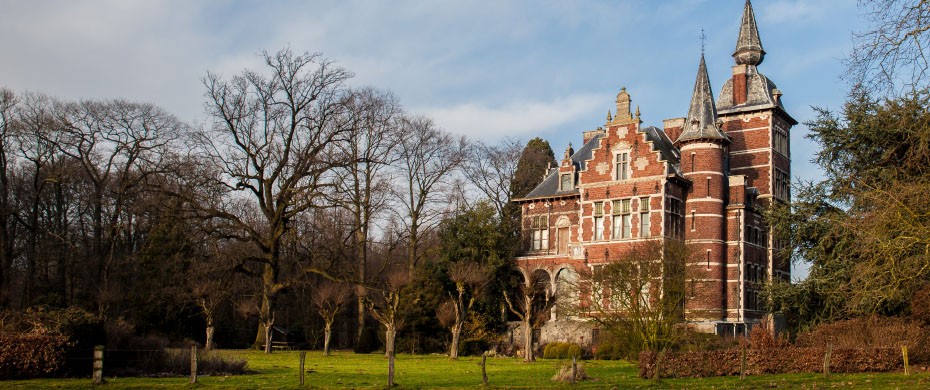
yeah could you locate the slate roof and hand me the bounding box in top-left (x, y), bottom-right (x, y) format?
top-left (520, 132), bottom-right (602, 200)
top-left (641, 126), bottom-right (681, 175)
top-left (676, 55), bottom-right (729, 144)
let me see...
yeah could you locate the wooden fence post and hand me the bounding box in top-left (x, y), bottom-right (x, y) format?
top-left (902, 345), bottom-right (910, 375)
top-left (92, 345), bottom-right (104, 384)
top-left (823, 343), bottom-right (832, 377)
top-left (190, 346), bottom-right (197, 384)
top-left (481, 353), bottom-right (488, 386)
top-left (299, 351), bottom-right (307, 385)
top-left (740, 345), bottom-right (747, 380)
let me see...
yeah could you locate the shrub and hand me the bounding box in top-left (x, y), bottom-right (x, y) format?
top-left (542, 343), bottom-right (556, 359)
top-left (0, 333), bottom-right (71, 379)
top-left (542, 342), bottom-right (584, 359)
top-left (163, 349), bottom-right (247, 376)
top-left (567, 344), bottom-right (583, 358)
top-left (551, 362), bottom-right (592, 382)
top-left (795, 316), bottom-right (929, 362)
top-left (595, 342), bottom-right (616, 360)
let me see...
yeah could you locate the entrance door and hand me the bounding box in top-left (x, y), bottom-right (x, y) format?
top-left (557, 227), bottom-right (569, 254)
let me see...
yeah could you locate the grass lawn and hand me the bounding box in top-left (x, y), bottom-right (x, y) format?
top-left (4, 349), bottom-right (930, 389)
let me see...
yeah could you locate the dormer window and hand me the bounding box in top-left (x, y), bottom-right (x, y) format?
top-left (560, 173), bottom-right (573, 191)
top-left (615, 152), bottom-right (630, 180)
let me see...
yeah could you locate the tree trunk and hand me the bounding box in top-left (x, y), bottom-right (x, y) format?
top-left (523, 318), bottom-right (534, 362)
top-left (385, 326), bottom-right (396, 358)
top-left (450, 323), bottom-right (461, 360)
top-left (324, 322), bottom-right (332, 356)
top-left (205, 323), bottom-right (215, 351)
top-left (263, 321), bottom-right (273, 354)
top-left (387, 349), bottom-right (395, 387)
top-left (355, 205), bottom-right (367, 348)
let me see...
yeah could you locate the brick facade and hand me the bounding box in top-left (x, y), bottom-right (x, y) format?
top-left (511, 0), bottom-right (795, 343)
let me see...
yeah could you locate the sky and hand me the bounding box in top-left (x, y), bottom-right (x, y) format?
top-left (0, 0), bottom-right (862, 279)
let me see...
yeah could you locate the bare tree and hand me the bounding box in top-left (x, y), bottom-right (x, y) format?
top-left (333, 88), bottom-right (402, 347)
top-left (0, 89), bottom-right (15, 308)
top-left (503, 269), bottom-right (556, 362)
top-left (460, 138), bottom-right (523, 221)
top-left (445, 261), bottom-right (489, 359)
top-left (311, 279), bottom-right (353, 356)
top-left (191, 48), bottom-right (356, 353)
top-left (849, 0), bottom-right (930, 95)
top-left (392, 116), bottom-right (466, 272)
top-left (56, 99), bottom-right (183, 316)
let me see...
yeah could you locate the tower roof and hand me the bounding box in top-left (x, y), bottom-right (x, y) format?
top-left (733, 0), bottom-right (765, 66)
top-left (677, 55), bottom-right (729, 144)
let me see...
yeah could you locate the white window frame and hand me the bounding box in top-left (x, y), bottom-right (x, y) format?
top-left (614, 151), bottom-right (630, 180)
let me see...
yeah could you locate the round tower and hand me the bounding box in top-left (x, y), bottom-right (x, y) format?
top-left (675, 55), bottom-right (731, 329)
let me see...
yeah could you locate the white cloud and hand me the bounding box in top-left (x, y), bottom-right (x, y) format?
top-left (418, 94), bottom-right (607, 139)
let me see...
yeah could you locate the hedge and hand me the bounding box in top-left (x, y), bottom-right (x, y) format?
top-left (639, 347), bottom-right (903, 379)
top-left (0, 332), bottom-right (71, 379)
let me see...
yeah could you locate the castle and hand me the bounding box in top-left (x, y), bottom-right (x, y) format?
top-left (513, 0), bottom-right (794, 342)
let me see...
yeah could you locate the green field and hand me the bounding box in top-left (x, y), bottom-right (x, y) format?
top-left (4, 350), bottom-right (930, 389)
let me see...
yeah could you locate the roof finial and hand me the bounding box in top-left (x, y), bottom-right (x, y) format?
top-left (734, 0), bottom-right (765, 66)
top-left (607, 110), bottom-right (613, 122)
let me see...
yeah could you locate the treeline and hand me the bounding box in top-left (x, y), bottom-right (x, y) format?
top-left (0, 48), bottom-right (558, 354)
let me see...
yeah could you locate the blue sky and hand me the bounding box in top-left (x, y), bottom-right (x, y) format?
top-left (0, 0), bottom-right (861, 278)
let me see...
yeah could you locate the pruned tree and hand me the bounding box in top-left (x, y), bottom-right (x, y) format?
top-left (311, 279), bottom-right (353, 356)
top-left (364, 264), bottom-right (411, 387)
top-left (849, 0), bottom-right (930, 95)
top-left (190, 48), bottom-right (357, 352)
top-left (392, 116), bottom-right (466, 272)
top-left (503, 269), bottom-right (556, 362)
top-left (444, 261), bottom-right (489, 359)
top-left (565, 240), bottom-right (688, 360)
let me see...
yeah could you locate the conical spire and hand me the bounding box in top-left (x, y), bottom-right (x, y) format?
top-left (677, 55), bottom-right (728, 144)
top-left (733, 0), bottom-right (765, 66)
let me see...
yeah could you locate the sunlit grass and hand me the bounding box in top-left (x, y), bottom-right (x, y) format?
top-left (3, 349), bottom-right (930, 388)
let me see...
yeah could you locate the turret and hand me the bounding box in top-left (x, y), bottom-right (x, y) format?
top-left (679, 55), bottom-right (730, 324)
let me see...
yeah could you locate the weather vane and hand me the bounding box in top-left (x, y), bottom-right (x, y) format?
top-left (701, 28), bottom-right (706, 55)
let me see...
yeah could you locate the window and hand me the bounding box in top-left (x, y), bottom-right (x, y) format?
top-left (774, 169), bottom-right (790, 201)
top-left (773, 124), bottom-right (789, 156)
top-left (560, 173), bottom-right (572, 191)
top-left (531, 215), bottom-right (549, 250)
top-left (667, 197), bottom-right (684, 239)
top-left (615, 152), bottom-right (630, 180)
top-left (593, 202), bottom-right (604, 240)
top-left (612, 199), bottom-right (631, 239)
top-left (639, 197), bottom-right (651, 237)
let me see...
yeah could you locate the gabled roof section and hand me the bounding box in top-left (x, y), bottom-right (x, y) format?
top-left (676, 55), bottom-right (729, 144)
top-left (641, 126), bottom-right (681, 175)
top-left (734, 0), bottom-right (765, 66)
top-left (518, 133), bottom-right (602, 200)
